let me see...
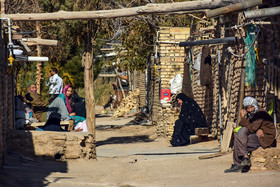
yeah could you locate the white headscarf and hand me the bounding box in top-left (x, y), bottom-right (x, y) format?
top-left (243, 96), bottom-right (258, 118)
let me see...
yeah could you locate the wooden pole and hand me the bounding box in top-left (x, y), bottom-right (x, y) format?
top-left (206, 0), bottom-right (263, 18)
top-left (128, 69), bottom-right (131, 91)
top-left (114, 68), bottom-right (126, 99)
top-left (83, 21), bottom-right (95, 135)
top-left (179, 37), bottom-right (236, 47)
top-left (237, 64), bottom-right (245, 125)
top-left (0, 0), bottom-right (5, 15)
top-left (4, 0), bottom-right (243, 21)
top-left (36, 21), bottom-right (42, 94)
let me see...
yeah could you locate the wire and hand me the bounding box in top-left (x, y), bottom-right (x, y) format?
top-left (259, 24), bottom-right (280, 33)
top-left (227, 25), bottom-right (260, 58)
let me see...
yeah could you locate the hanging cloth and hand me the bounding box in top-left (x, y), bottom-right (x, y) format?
top-left (244, 24), bottom-right (257, 87)
top-left (200, 46), bottom-right (212, 86)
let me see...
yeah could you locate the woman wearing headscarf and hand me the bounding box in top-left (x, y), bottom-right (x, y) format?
top-left (170, 93), bottom-right (207, 146)
top-left (59, 84), bottom-right (88, 132)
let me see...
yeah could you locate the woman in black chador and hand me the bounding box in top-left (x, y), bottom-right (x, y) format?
top-left (170, 93), bottom-right (208, 146)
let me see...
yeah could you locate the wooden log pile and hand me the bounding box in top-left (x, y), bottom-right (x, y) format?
top-left (113, 89), bottom-right (139, 118)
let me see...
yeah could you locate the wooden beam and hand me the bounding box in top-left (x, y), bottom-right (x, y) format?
top-left (220, 122), bottom-right (234, 152)
top-left (22, 38), bottom-right (58, 46)
top-left (3, 0), bottom-right (243, 21)
top-left (98, 74), bottom-right (118, 78)
top-left (206, 0), bottom-right (263, 18)
top-left (199, 151), bottom-right (229, 159)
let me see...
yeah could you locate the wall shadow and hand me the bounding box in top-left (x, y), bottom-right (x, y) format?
top-left (96, 135), bottom-right (154, 147)
top-left (0, 131), bottom-right (68, 187)
top-left (135, 150), bottom-right (219, 156)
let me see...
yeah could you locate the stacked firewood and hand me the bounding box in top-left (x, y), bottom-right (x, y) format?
top-left (113, 89), bottom-right (139, 118)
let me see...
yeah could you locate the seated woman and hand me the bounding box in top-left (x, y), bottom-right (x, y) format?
top-left (59, 84), bottom-right (88, 132)
top-left (170, 93), bottom-right (208, 146)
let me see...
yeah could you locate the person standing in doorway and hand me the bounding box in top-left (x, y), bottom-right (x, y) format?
top-left (46, 68), bottom-right (63, 103)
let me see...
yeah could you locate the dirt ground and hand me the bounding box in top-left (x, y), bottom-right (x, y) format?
top-left (1, 106), bottom-right (280, 187)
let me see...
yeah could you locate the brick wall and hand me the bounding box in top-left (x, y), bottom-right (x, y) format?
top-left (159, 27), bottom-right (190, 89)
top-left (154, 27), bottom-right (190, 136)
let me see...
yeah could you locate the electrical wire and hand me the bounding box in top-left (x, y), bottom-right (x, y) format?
top-left (227, 25), bottom-right (260, 58)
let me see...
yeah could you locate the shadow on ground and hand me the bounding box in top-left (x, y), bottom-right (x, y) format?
top-left (1, 131), bottom-right (68, 187)
top-left (96, 135), bottom-right (154, 147)
top-left (95, 114), bottom-right (113, 118)
top-left (0, 153), bottom-right (68, 187)
top-left (134, 150), bottom-right (220, 156)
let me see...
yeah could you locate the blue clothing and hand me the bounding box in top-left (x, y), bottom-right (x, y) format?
top-left (58, 94), bottom-right (85, 126)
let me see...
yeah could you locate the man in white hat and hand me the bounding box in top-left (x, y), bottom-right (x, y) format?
top-left (224, 96), bottom-right (276, 173)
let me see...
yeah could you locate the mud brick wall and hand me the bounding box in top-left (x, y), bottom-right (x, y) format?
top-left (151, 59), bottom-right (161, 126)
top-left (7, 131), bottom-right (96, 160)
top-left (254, 15), bottom-right (280, 123)
top-left (154, 14), bottom-right (280, 139)
top-left (0, 48), bottom-right (4, 166)
top-left (138, 71), bottom-right (146, 108)
top-left (0, 25), bottom-right (14, 166)
top-left (191, 13), bottom-right (280, 138)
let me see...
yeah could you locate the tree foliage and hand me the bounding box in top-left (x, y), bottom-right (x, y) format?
top-left (7, 0), bottom-right (197, 96)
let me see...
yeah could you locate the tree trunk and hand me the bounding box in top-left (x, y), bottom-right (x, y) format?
top-left (5, 0), bottom-right (243, 21)
top-left (83, 21), bottom-right (95, 135)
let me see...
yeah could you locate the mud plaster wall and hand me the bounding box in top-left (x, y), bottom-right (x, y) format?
top-left (7, 131), bottom-right (96, 160)
top-left (154, 14), bottom-right (280, 139)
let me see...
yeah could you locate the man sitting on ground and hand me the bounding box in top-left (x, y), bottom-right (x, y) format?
top-left (224, 96), bottom-right (276, 173)
top-left (24, 81), bottom-right (70, 122)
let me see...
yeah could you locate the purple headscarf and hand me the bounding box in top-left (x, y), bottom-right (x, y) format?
top-left (62, 84), bottom-right (73, 113)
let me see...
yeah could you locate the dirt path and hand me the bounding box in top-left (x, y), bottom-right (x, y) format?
top-left (1, 106), bottom-right (280, 187)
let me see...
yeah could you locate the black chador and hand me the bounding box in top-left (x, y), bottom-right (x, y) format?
top-left (170, 93), bottom-right (207, 146)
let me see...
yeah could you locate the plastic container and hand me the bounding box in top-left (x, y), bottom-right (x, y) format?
top-left (161, 89), bottom-right (171, 103)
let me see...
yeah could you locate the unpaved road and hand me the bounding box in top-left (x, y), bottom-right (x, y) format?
top-left (1, 107), bottom-right (280, 187)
